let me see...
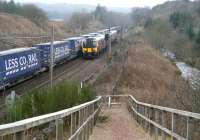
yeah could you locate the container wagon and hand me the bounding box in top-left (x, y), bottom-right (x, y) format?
top-left (33, 41), bottom-right (70, 67)
top-left (63, 37), bottom-right (86, 59)
top-left (110, 30), bottom-right (118, 42)
top-left (0, 48), bottom-right (41, 89)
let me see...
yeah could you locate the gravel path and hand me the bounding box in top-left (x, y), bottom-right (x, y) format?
top-left (89, 105), bottom-right (152, 140)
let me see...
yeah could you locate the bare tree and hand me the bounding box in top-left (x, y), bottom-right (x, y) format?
top-left (66, 11), bottom-right (92, 33)
top-left (21, 4), bottom-right (48, 28)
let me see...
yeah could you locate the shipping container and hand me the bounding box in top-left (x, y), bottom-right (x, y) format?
top-left (33, 41), bottom-right (70, 67)
top-left (0, 47), bottom-right (41, 88)
top-left (63, 37), bottom-right (86, 58)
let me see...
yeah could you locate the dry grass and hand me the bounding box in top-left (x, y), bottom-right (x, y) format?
top-left (0, 12), bottom-right (104, 51)
top-left (0, 13), bottom-right (44, 35)
top-left (119, 43), bottom-right (181, 106)
top-left (95, 36), bottom-right (189, 109)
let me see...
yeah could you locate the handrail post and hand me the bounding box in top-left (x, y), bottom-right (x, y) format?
top-left (171, 113), bottom-right (177, 140)
top-left (78, 110), bottom-right (81, 140)
top-left (71, 113), bottom-right (74, 136)
top-left (56, 119), bottom-right (64, 140)
top-left (108, 96), bottom-right (111, 108)
top-left (186, 117), bottom-right (192, 140)
top-left (149, 107), bottom-right (154, 136)
top-left (136, 104), bottom-right (139, 123)
top-left (144, 106), bottom-right (149, 132)
top-left (161, 111), bottom-right (166, 140)
top-left (154, 109), bottom-right (159, 140)
top-left (14, 131), bottom-right (25, 140)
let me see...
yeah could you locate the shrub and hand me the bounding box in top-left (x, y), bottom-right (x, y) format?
top-left (5, 82), bottom-right (95, 123)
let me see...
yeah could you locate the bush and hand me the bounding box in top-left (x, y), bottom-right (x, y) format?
top-left (5, 82), bottom-right (95, 123)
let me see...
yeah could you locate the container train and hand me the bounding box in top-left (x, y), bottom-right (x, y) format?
top-left (0, 26), bottom-right (121, 90)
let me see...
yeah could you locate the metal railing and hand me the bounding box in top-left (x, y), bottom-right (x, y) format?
top-left (103, 95), bottom-right (200, 140)
top-left (0, 96), bottom-right (102, 140)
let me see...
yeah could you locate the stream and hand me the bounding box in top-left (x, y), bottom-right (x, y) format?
top-left (164, 51), bottom-right (200, 90)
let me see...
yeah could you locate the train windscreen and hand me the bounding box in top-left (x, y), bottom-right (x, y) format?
top-left (85, 38), bottom-right (95, 48)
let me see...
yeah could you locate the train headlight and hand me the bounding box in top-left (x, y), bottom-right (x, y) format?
top-left (93, 48), bottom-right (97, 52)
top-left (83, 48), bottom-right (87, 52)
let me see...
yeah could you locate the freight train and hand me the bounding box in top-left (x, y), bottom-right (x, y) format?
top-left (0, 26), bottom-right (121, 90)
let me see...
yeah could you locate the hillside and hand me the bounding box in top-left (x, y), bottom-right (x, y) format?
top-left (35, 3), bottom-right (131, 20)
top-left (94, 30), bottom-right (199, 113)
top-left (132, 0), bottom-right (200, 69)
top-left (0, 12), bottom-right (104, 51)
top-left (0, 13), bottom-right (44, 50)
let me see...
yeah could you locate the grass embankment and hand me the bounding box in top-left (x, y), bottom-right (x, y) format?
top-left (5, 82), bottom-right (95, 123)
top-left (94, 37), bottom-right (190, 109)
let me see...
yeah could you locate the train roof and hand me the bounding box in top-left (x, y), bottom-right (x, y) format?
top-left (88, 35), bottom-right (104, 41)
top-left (81, 34), bottom-right (91, 37)
top-left (35, 41), bottom-right (67, 46)
top-left (0, 47), bottom-right (34, 56)
top-left (98, 29), bottom-right (109, 33)
top-left (64, 36), bottom-right (84, 41)
top-left (89, 32), bottom-right (101, 36)
top-left (110, 30), bottom-right (117, 34)
top-left (111, 26), bottom-right (120, 29)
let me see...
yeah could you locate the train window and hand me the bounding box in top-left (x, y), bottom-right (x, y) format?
top-left (93, 41), bottom-right (97, 47)
top-left (85, 39), bottom-right (94, 48)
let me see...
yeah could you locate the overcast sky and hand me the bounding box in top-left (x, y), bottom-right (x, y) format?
top-left (14, 0), bottom-right (170, 8)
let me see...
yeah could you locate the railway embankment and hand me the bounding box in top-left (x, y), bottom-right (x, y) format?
top-left (94, 34), bottom-right (199, 112)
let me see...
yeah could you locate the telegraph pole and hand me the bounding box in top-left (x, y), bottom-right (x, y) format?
top-left (50, 25), bottom-right (54, 88)
top-left (108, 26), bottom-right (112, 62)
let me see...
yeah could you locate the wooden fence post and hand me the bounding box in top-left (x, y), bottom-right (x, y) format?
top-left (171, 113), bottom-right (177, 140)
top-left (149, 108), bottom-right (154, 136)
top-left (161, 111), bottom-right (166, 140)
top-left (71, 113), bottom-right (74, 136)
top-left (144, 107), bottom-right (149, 132)
top-left (56, 119), bottom-right (64, 140)
top-left (108, 96), bottom-right (111, 108)
top-left (14, 131), bottom-right (25, 140)
top-left (186, 117), bottom-right (193, 140)
top-left (154, 110), bottom-right (159, 140)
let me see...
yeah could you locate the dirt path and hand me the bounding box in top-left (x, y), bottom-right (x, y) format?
top-left (89, 105), bottom-right (152, 140)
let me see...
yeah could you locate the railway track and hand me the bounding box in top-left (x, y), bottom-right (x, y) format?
top-left (0, 58), bottom-right (86, 108)
top-left (0, 34), bottom-right (126, 123)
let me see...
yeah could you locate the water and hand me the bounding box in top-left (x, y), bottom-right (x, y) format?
top-left (163, 50), bottom-right (200, 90)
top-left (176, 62), bottom-right (200, 90)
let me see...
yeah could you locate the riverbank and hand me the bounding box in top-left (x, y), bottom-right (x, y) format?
top-left (164, 51), bottom-right (200, 90)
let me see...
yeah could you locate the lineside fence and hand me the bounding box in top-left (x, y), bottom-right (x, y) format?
top-left (0, 96), bottom-right (102, 140)
top-left (103, 95), bottom-right (200, 140)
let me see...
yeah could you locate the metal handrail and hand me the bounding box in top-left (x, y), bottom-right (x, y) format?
top-left (0, 96), bottom-right (102, 137)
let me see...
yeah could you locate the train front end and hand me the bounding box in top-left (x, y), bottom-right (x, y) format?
top-left (82, 37), bottom-right (99, 58)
